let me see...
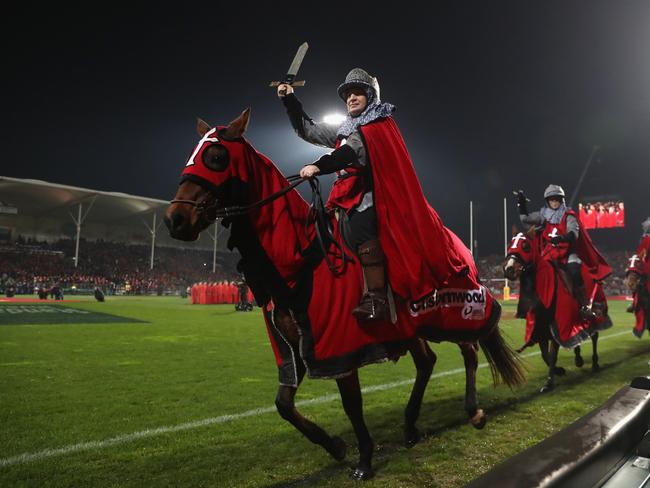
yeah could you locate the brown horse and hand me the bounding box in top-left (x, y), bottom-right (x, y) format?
top-left (503, 231), bottom-right (610, 393)
top-left (165, 109), bottom-right (525, 480)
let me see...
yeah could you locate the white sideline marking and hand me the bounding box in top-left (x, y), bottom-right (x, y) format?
top-left (0, 329), bottom-right (632, 468)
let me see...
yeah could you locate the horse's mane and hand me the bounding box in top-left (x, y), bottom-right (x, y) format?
top-left (227, 137), bottom-right (315, 287)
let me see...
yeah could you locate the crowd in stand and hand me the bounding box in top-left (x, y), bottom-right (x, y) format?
top-left (0, 237), bottom-right (239, 296)
top-left (0, 236), bottom-right (637, 299)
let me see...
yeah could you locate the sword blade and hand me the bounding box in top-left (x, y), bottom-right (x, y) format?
top-left (286, 42), bottom-right (308, 78)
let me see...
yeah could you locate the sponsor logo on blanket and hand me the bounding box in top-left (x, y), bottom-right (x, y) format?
top-left (408, 286), bottom-right (487, 320)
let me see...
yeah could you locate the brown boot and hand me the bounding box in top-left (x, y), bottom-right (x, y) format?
top-left (352, 239), bottom-right (390, 323)
top-left (575, 284), bottom-right (597, 322)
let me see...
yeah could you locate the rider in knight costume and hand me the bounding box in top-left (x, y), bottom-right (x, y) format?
top-left (517, 184), bottom-right (606, 321)
top-left (277, 68), bottom-right (394, 323)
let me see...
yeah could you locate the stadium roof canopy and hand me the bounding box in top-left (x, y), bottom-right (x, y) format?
top-left (0, 176), bottom-right (169, 221)
top-left (0, 176), bottom-right (226, 252)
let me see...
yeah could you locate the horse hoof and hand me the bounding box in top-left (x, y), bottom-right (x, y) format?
top-left (470, 409), bottom-right (487, 430)
top-left (540, 380), bottom-right (555, 394)
top-left (404, 426), bottom-right (421, 447)
top-left (592, 363), bottom-right (601, 373)
top-left (553, 367), bottom-right (567, 376)
top-left (575, 356), bottom-right (584, 368)
top-left (350, 466), bottom-right (374, 481)
top-left (327, 436), bottom-right (347, 461)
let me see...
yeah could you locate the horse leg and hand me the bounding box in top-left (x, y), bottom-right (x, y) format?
top-left (337, 371), bottom-right (374, 481)
top-left (591, 332), bottom-right (600, 372)
top-left (540, 340), bottom-right (559, 393)
top-left (574, 345), bottom-right (584, 368)
top-left (539, 330), bottom-right (566, 377)
top-left (460, 342), bottom-right (486, 429)
top-left (404, 338), bottom-right (436, 446)
top-left (538, 339), bottom-right (550, 367)
top-left (275, 367), bottom-right (347, 462)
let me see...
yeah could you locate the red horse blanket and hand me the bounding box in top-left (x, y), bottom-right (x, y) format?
top-left (262, 211), bottom-right (500, 384)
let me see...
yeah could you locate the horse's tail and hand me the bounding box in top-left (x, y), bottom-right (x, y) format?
top-left (479, 327), bottom-right (527, 389)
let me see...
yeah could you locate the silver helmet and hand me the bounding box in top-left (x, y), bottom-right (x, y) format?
top-left (642, 217), bottom-right (650, 233)
top-left (337, 68), bottom-right (381, 102)
top-left (543, 184), bottom-right (565, 200)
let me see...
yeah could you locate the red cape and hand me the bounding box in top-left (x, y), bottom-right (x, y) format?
top-left (361, 118), bottom-right (468, 301)
top-left (571, 210), bottom-right (611, 281)
top-left (629, 255), bottom-right (650, 338)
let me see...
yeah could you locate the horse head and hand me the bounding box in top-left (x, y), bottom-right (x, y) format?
top-left (503, 232), bottom-right (534, 281)
top-left (165, 109), bottom-right (251, 241)
top-left (625, 254), bottom-right (644, 292)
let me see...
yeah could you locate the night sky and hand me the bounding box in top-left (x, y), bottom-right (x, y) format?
top-left (3, 2), bottom-right (649, 255)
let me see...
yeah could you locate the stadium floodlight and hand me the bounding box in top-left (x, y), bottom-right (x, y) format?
top-left (322, 113), bottom-right (346, 125)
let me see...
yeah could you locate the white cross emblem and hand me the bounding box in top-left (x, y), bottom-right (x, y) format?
top-left (510, 232), bottom-right (526, 249)
top-left (548, 227), bottom-right (559, 239)
top-left (629, 255), bottom-right (640, 269)
top-left (186, 128), bottom-right (219, 167)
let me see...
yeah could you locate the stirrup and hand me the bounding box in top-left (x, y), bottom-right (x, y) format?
top-left (352, 291), bottom-right (389, 323)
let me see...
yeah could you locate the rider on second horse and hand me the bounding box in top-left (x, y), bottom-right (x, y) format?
top-left (516, 184), bottom-right (605, 321)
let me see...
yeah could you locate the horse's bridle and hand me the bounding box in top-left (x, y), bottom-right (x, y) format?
top-left (170, 174), bottom-right (350, 275)
top-left (170, 174), bottom-right (307, 220)
top-left (504, 253), bottom-right (531, 276)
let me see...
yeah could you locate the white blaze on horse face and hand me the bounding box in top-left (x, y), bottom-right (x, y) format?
top-left (505, 256), bottom-right (516, 271)
top-left (186, 128), bottom-right (219, 167)
top-left (511, 232), bottom-right (526, 249)
top-left (548, 227), bottom-right (559, 238)
top-left (629, 255), bottom-right (640, 269)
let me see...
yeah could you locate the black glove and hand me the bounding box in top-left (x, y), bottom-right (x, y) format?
top-left (550, 233), bottom-right (576, 245)
top-left (312, 144), bottom-right (358, 174)
top-left (515, 190), bottom-right (529, 215)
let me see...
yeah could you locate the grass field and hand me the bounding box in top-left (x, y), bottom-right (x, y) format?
top-left (1, 297), bottom-right (648, 487)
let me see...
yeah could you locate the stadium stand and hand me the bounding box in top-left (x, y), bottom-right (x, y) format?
top-left (0, 238), bottom-right (239, 296)
top-left (0, 177), bottom-right (238, 296)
